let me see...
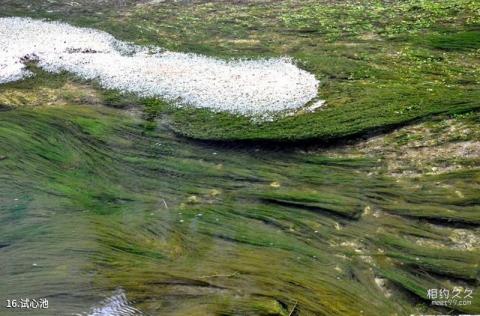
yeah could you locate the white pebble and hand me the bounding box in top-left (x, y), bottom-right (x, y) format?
top-left (0, 17), bottom-right (321, 118)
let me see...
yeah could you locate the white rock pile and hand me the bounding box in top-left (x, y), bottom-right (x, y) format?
top-left (0, 17), bottom-right (321, 117)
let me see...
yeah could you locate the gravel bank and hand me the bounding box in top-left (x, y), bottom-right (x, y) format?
top-left (0, 17), bottom-right (320, 117)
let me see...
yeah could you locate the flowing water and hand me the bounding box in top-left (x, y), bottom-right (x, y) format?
top-left (1, 0), bottom-right (479, 314)
top-left (1, 78), bottom-right (479, 315)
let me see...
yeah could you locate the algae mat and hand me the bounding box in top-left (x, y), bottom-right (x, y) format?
top-left (0, 1), bottom-right (479, 315)
top-left (0, 0), bottom-right (479, 141)
top-left (1, 77), bottom-right (479, 315)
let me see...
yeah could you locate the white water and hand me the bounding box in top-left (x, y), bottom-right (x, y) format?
top-left (0, 17), bottom-right (321, 117)
top-left (85, 289), bottom-right (142, 316)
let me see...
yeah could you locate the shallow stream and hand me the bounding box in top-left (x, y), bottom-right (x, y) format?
top-left (1, 99), bottom-right (479, 315)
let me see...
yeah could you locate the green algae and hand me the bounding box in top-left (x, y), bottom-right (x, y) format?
top-left (1, 0), bottom-right (479, 141)
top-left (1, 75), bottom-right (479, 314)
top-left (0, 1), bottom-right (479, 315)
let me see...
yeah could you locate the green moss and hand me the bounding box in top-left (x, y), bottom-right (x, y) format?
top-left (426, 30), bottom-right (480, 51)
top-left (1, 0), bottom-right (479, 141)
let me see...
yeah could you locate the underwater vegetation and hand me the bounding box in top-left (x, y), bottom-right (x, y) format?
top-left (0, 1), bottom-right (479, 315)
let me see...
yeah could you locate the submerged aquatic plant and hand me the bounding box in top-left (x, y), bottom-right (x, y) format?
top-left (0, 0), bottom-right (479, 315)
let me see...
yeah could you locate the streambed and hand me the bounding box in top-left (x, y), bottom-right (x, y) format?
top-left (0, 1), bottom-right (479, 314)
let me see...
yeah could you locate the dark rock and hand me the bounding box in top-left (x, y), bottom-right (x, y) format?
top-left (20, 53), bottom-right (39, 63)
top-left (66, 47), bottom-right (98, 54)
